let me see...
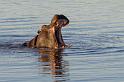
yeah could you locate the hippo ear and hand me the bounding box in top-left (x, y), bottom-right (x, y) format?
top-left (50, 14), bottom-right (59, 26)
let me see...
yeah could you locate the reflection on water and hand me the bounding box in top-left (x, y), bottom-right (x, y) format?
top-left (38, 49), bottom-right (69, 82)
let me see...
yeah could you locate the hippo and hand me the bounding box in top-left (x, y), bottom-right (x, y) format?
top-left (23, 14), bottom-right (69, 49)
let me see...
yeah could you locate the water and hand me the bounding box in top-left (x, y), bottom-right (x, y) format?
top-left (0, 0), bottom-right (124, 82)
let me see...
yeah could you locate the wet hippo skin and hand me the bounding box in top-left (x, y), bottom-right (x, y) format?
top-left (23, 14), bottom-right (69, 49)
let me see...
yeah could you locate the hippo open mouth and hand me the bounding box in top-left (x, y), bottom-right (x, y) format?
top-left (55, 27), bottom-right (63, 47)
top-left (54, 18), bottom-right (68, 47)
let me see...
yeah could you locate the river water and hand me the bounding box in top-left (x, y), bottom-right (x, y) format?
top-left (0, 0), bottom-right (124, 82)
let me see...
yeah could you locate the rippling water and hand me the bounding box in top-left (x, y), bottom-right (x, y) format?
top-left (0, 0), bottom-right (124, 82)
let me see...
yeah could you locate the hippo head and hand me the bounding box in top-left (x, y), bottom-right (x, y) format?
top-left (23, 14), bottom-right (69, 49)
top-left (50, 15), bottom-right (69, 48)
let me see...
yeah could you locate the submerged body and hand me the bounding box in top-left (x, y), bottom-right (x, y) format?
top-left (23, 14), bottom-right (69, 49)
